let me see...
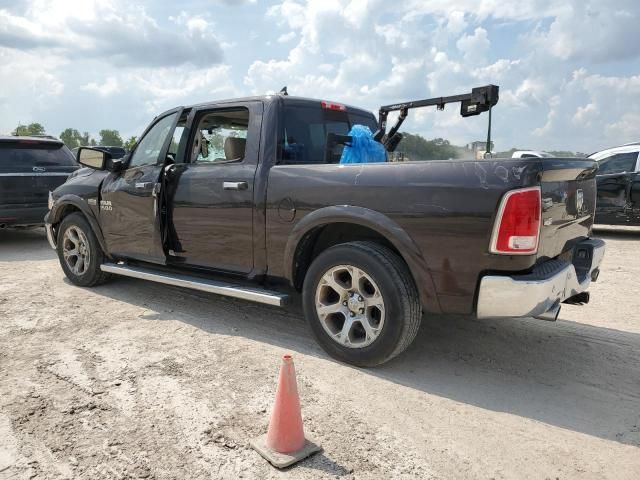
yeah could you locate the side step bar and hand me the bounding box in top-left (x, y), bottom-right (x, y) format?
top-left (100, 263), bottom-right (289, 307)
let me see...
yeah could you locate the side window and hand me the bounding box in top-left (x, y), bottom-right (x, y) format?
top-left (190, 108), bottom-right (249, 164)
top-left (598, 152), bottom-right (638, 175)
top-left (168, 125), bottom-right (185, 158)
top-left (129, 112), bottom-right (178, 168)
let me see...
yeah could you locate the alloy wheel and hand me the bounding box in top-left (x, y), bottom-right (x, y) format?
top-left (62, 226), bottom-right (91, 276)
top-left (314, 264), bottom-right (385, 348)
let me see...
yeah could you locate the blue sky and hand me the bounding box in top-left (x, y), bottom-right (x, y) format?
top-left (0, 0), bottom-right (639, 152)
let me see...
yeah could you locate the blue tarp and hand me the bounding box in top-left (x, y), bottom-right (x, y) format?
top-left (339, 125), bottom-right (387, 164)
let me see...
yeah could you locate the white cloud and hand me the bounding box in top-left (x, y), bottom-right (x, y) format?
top-left (82, 77), bottom-right (120, 97)
top-left (572, 103), bottom-right (597, 126)
top-left (0, 46), bottom-right (65, 133)
top-left (402, 0), bottom-right (564, 22)
top-left (0, 1), bottom-right (224, 67)
top-left (446, 11), bottom-right (467, 34)
top-left (525, 69), bottom-right (640, 148)
top-left (1, 0), bottom-right (639, 152)
top-left (606, 113), bottom-right (640, 140)
top-left (277, 31), bottom-right (296, 43)
top-left (456, 27), bottom-right (490, 61)
top-left (528, 0), bottom-right (640, 63)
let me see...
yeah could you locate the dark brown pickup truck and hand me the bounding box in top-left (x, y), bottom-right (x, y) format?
top-left (45, 88), bottom-right (605, 366)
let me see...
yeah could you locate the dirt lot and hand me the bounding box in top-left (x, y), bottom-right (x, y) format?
top-left (1, 227), bottom-right (639, 479)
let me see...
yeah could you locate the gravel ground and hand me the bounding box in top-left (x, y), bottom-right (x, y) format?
top-left (0, 226), bottom-right (639, 479)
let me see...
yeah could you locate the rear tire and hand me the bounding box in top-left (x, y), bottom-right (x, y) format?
top-left (302, 241), bottom-right (422, 367)
top-left (56, 213), bottom-right (111, 287)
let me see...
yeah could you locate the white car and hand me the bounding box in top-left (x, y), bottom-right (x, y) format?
top-left (511, 150), bottom-right (553, 158)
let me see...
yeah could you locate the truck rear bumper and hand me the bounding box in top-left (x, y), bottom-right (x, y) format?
top-left (476, 238), bottom-right (605, 319)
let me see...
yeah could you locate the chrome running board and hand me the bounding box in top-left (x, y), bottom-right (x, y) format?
top-left (100, 263), bottom-right (288, 307)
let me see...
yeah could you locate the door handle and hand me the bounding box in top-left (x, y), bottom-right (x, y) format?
top-left (135, 182), bottom-right (154, 189)
top-left (223, 181), bottom-right (248, 191)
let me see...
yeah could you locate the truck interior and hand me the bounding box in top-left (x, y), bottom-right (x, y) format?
top-left (191, 109), bottom-right (249, 164)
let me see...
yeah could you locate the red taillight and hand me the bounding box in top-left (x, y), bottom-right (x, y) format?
top-left (321, 101), bottom-right (347, 112)
top-left (490, 187), bottom-right (541, 255)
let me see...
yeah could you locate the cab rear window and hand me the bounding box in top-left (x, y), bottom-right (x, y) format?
top-left (278, 105), bottom-right (378, 165)
top-left (0, 143), bottom-right (76, 169)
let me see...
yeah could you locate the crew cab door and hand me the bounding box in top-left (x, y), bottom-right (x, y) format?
top-left (592, 149), bottom-right (640, 225)
top-left (100, 109), bottom-right (185, 263)
top-left (167, 103), bottom-right (262, 274)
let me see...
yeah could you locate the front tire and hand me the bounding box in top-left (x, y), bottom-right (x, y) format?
top-left (56, 213), bottom-right (110, 287)
top-left (302, 241), bottom-right (422, 367)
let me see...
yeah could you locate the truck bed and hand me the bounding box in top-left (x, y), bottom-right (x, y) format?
top-left (266, 157), bottom-right (598, 315)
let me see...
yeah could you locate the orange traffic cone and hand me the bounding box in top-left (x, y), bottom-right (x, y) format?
top-left (250, 355), bottom-right (322, 468)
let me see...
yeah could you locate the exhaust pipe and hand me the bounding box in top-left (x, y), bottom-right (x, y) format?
top-left (536, 304), bottom-right (561, 321)
top-left (563, 291), bottom-right (590, 305)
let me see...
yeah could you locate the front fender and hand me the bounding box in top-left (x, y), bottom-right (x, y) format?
top-left (47, 194), bottom-right (109, 256)
top-left (284, 205), bottom-right (441, 313)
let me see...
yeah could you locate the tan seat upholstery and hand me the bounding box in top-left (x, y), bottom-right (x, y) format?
top-left (192, 131), bottom-right (209, 162)
top-left (224, 137), bottom-right (246, 161)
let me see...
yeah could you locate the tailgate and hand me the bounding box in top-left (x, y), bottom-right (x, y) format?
top-left (537, 158), bottom-right (598, 261)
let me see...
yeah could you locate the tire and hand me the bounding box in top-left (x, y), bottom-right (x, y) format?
top-left (56, 213), bottom-right (111, 287)
top-left (302, 241), bottom-right (422, 367)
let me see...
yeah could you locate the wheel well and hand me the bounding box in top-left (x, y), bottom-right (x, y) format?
top-left (56, 204), bottom-right (81, 223)
top-left (292, 223), bottom-right (405, 290)
top-left (50, 204), bottom-right (84, 242)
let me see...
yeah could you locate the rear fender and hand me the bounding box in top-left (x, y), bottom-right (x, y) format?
top-left (284, 205), bottom-right (441, 313)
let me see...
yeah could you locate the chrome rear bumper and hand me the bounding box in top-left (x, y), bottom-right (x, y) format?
top-left (476, 239), bottom-right (605, 319)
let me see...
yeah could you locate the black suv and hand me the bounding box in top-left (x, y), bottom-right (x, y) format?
top-left (0, 136), bottom-right (77, 227)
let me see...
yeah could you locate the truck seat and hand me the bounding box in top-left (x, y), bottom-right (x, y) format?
top-left (224, 137), bottom-right (246, 161)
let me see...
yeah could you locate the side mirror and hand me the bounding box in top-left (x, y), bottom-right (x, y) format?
top-left (77, 147), bottom-right (110, 170)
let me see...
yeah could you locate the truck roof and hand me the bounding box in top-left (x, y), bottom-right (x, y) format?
top-left (159, 94), bottom-right (375, 119)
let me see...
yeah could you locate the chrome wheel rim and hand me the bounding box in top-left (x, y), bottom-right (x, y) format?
top-left (62, 226), bottom-right (90, 276)
top-left (315, 265), bottom-right (385, 349)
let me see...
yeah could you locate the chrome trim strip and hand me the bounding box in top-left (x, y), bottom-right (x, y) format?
top-left (45, 223), bottom-right (57, 249)
top-left (0, 172), bottom-right (71, 177)
top-left (100, 263), bottom-right (288, 307)
top-left (477, 240), bottom-right (605, 319)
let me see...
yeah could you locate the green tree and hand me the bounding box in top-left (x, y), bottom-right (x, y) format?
top-left (395, 132), bottom-right (460, 160)
top-left (13, 122), bottom-right (46, 136)
top-left (59, 128), bottom-right (82, 149)
top-left (59, 128), bottom-right (98, 149)
top-left (80, 131), bottom-right (95, 147)
top-left (98, 129), bottom-right (123, 147)
top-left (124, 136), bottom-right (137, 151)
